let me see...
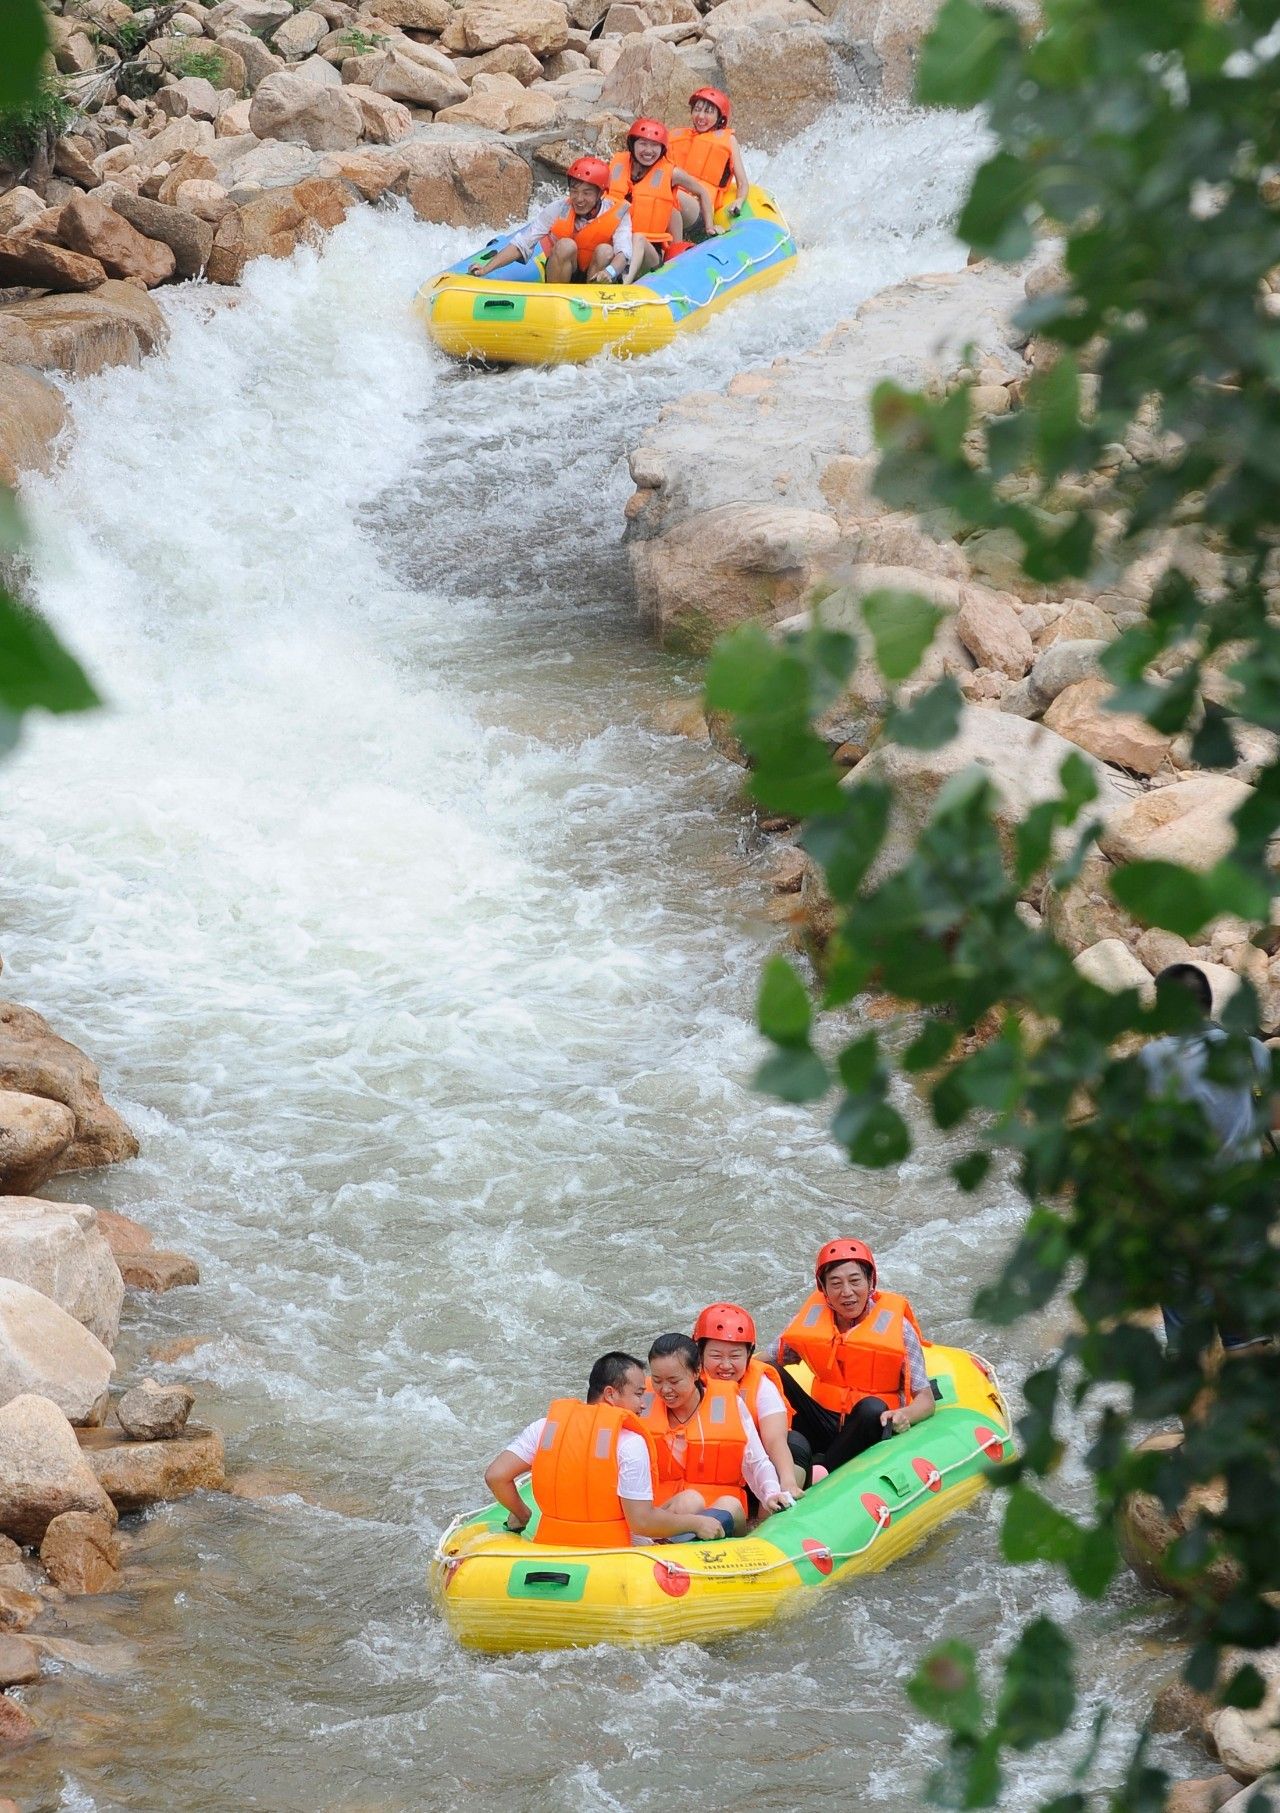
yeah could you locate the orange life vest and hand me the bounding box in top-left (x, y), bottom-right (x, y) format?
top-left (607, 153), bottom-right (677, 246)
top-left (641, 1378), bottom-right (749, 1513)
top-left (530, 1398), bottom-right (658, 1548)
top-left (540, 197), bottom-right (627, 272)
top-left (738, 1355), bottom-right (792, 1430)
top-left (667, 125), bottom-right (735, 209)
top-left (781, 1289), bottom-right (924, 1416)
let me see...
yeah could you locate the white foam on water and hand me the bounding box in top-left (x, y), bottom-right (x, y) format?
top-left (0, 103), bottom-right (1190, 1811)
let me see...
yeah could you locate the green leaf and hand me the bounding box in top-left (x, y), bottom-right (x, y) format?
top-left (1109, 861), bottom-right (1216, 939)
top-left (995, 1617), bottom-right (1075, 1751)
top-left (756, 956), bottom-right (812, 1048)
top-left (885, 676), bottom-right (963, 750)
top-left (915, 0), bottom-right (1020, 106)
top-left (0, 0), bottom-right (50, 110)
top-left (755, 1047), bottom-right (830, 1104)
top-left (1220, 1663), bottom-right (1266, 1710)
top-left (1031, 353), bottom-right (1083, 477)
top-left (1001, 1482), bottom-right (1078, 1566)
top-left (837, 1031), bottom-right (882, 1092)
top-left (903, 1019), bottom-right (957, 1072)
top-left (861, 589), bottom-right (944, 683)
top-left (908, 1641), bottom-right (985, 1737)
top-left (0, 594), bottom-right (100, 718)
top-left (952, 1150), bottom-right (992, 1192)
top-left (703, 623), bottom-right (780, 712)
top-left (959, 152), bottom-right (1037, 261)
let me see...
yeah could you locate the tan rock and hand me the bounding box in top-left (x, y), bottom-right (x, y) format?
top-left (101, 1221), bottom-right (200, 1292)
top-left (397, 133), bottom-right (532, 228)
top-left (0, 1002), bottom-right (139, 1173)
top-left (450, 41), bottom-right (542, 81)
top-left (216, 97), bottom-right (255, 136)
top-left (1165, 1779), bottom-right (1248, 1813)
top-left (632, 502), bottom-right (841, 654)
top-left (597, 34), bottom-right (708, 125)
top-left (315, 146), bottom-right (408, 199)
top-left (341, 82), bottom-right (413, 141)
top-left (436, 85), bottom-right (559, 129)
top-left (0, 1281), bottom-right (115, 1425)
top-left (142, 115), bottom-right (218, 167)
top-left (271, 5), bottom-right (331, 55)
top-left (1099, 776), bottom-right (1254, 871)
top-left (446, 0), bottom-right (569, 51)
top-left (110, 190), bottom-right (214, 278)
top-left (250, 70), bottom-right (365, 149)
top-left (955, 587), bottom-right (1034, 677)
top-left (0, 1587), bottom-right (40, 1630)
top-left (0, 1394), bottom-right (117, 1545)
top-left (0, 187), bottom-right (46, 234)
top-left (80, 1423), bottom-right (225, 1511)
top-left (117, 1377), bottom-right (195, 1440)
top-left (1211, 1681), bottom-right (1280, 1785)
top-left (0, 371), bottom-right (70, 494)
top-left (0, 233), bottom-right (107, 294)
top-left (206, 207), bottom-right (247, 284)
top-left (1074, 938), bottom-right (1155, 1001)
top-left (1042, 847), bottom-right (1133, 955)
top-left (0, 1201), bottom-right (123, 1349)
top-left (705, 9), bottom-right (837, 147)
top-left (1042, 674), bottom-right (1173, 776)
top-left (1150, 1675), bottom-right (1214, 1737)
top-left (54, 134), bottom-right (103, 188)
top-left (1036, 598), bottom-right (1119, 647)
top-left (218, 26), bottom-right (284, 88)
top-left (39, 1510), bottom-right (123, 1595)
top-left (367, 44), bottom-right (469, 106)
top-left (157, 150), bottom-right (220, 208)
top-left (0, 1635), bottom-right (39, 1689)
top-left (235, 189), bottom-right (306, 259)
top-left (157, 75), bottom-right (224, 121)
top-left (361, 0), bottom-right (451, 22)
top-left (1027, 637), bottom-right (1108, 707)
top-left (59, 192), bottom-right (177, 288)
top-left (1118, 1433), bottom-right (1239, 1601)
top-left (0, 1696), bottom-right (38, 1753)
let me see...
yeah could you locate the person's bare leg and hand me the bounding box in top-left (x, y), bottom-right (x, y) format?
top-left (545, 239), bottom-right (578, 283)
top-left (585, 244), bottom-right (614, 282)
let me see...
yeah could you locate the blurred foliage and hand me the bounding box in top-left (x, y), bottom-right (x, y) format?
top-left (0, 0), bottom-right (101, 752)
top-left (708, 0), bottom-right (1280, 1801)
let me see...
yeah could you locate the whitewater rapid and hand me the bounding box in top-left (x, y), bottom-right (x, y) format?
top-left (0, 106), bottom-right (1187, 1811)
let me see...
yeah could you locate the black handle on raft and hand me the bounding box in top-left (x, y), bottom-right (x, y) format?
top-left (522, 1570), bottom-right (572, 1587)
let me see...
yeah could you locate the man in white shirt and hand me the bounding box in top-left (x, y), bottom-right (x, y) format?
top-left (485, 1353), bottom-right (727, 1545)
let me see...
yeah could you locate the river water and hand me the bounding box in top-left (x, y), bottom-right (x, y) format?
top-left (1, 105), bottom-right (1189, 1811)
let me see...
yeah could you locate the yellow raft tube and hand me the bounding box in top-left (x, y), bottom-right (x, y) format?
top-left (430, 1346), bottom-right (1011, 1652)
top-left (414, 186), bottom-right (797, 367)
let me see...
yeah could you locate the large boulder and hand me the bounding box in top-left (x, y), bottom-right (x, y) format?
top-left (0, 1281), bottom-right (114, 1425)
top-left (0, 233), bottom-right (106, 294)
top-left (442, 0), bottom-right (569, 53)
top-left (633, 502), bottom-right (841, 654)
top-left (1117, 1431), bottom-right (1240, 1601)
top-left (0, 1003), bottom-right (138, 1175)
top-left (362, 0), bottom-right (452, 24)
top-left (0, 284), bottom-right (167, 379)
top-left (1209, 1658), bottom-right (1280, 1784)
top-left (92, 1209), bottom-right (200, 1293)
top-left (1099, 776), bottom-right (1254, 871)
top-left (80, 1423), bottom-right (226, 1511)
top-left (1074, 938), bottom-right (1155, 1000)
top-left (1041, 846), bottom-right (1135, 955)
top-left (0, 371), bottom-right (68, 494)
top-left (249, 71), bottom-right (365, 150)
top-left (843, 705), bottom-right (1133, 887)
top-left (341, 84), bottom-right (414, 143)
top-left (217, 27), bottom-right (286, 87)
top-left (365, 45), bottom-right (470, 108)
top-left (0, 1094), bottom-right (76, 1195)
top-left (597, 34), bottom-right (716, 123)
top-left (0, 1201), bottom-right (123, 1349)
top-left (271, 5), bottom-right (331, 56)
top-left (823, 0), bottom-right (945, 103)
top-left (59, 193), bottom-right (178, 288)
top-left (436, 82), bottom-right (559, 131)
top-left (38, 1509), bottom-right (123, 1595)
top-left (396, 131), bottom-right (532, 227)
top-left (1043, 675), bottom-right (1173, 776)
top-left (955, 587), bottom-right (1034, 678)
top-left (110, 191), bottom-right (214, 280)
top-left (702, 0), bottom-right (839, 146)
top-left (0, 1394), bottom-right (116, 1545)
top-left (1024, 637), bottom-right (1109, 709)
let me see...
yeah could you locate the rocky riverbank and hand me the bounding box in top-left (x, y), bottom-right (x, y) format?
top-left (0, 982), bottom-right (228, 1769)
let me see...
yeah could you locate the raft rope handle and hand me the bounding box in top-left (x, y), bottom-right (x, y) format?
top-left (432, 1430), bottom-right (1003, 1584)
top-left (431, 242), bottom-right (791, 323)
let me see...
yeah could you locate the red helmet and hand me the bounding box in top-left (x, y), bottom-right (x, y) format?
top-left (566, 156), bottom-right (611, 190)
top-left (627, 117), bottom-right (669, 148)
top-left (689, 86), bottom-right (731, 125)
top-left (815, 1238), bottom-right (877, 1291)
top-left (693, 1303), bottom-right (757, 1345)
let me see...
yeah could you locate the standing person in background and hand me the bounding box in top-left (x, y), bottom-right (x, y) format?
top-left (484, 1351), bottom-right (727, 1545)
top-left (773, 1239), bottom-right (934, 1475)
top-left (669, 88), bottom-right (749, 236)
top-left (1142, 963), bottom-right (1277, 1354)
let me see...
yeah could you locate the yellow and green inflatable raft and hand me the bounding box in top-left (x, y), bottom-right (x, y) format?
top-left (415, 185), bottom-right (796, 367)
top-left (430, 1345), bottom-right (1011, 1652)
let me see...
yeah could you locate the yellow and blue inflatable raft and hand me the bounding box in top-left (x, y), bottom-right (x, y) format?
top-left (430, 1346), bottom-right (1011, 1652)
top-left (414, 185), bottom-right (796, 367)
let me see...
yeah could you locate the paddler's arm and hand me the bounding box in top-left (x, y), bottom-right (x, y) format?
top-left (727, 137), bottom-right (749, 212)
top-left (484, 1449), bottom-right (532, 1531)
top-left (881, 1324), bottom-right (935, 1437)
top-left (468, 243), bottom-right (526, 278)
top-left (671, 167), bottom-right (718, 235)
top-left (622, 1498), bottom-right (725, 1541)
